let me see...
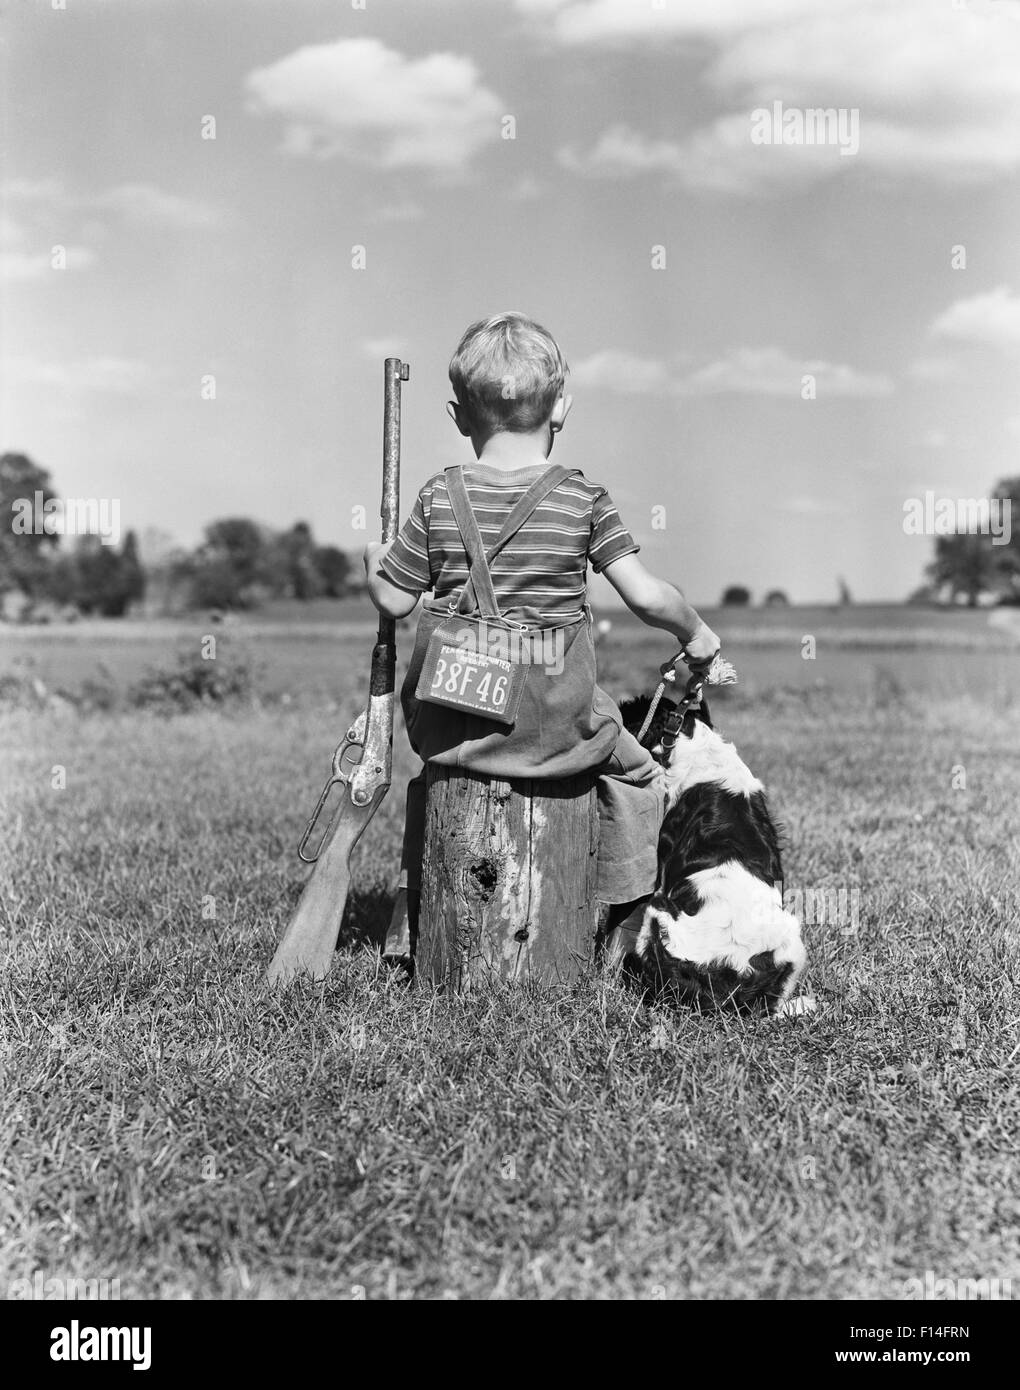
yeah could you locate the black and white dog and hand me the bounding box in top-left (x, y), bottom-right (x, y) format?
top-left (617, 692), bottom-right (807, 1014)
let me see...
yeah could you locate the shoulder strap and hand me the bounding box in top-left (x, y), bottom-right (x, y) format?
top-left (485, 465), bottom-right (577, 564)
top-left (445, 464), bottom-right (579, 619)
top-left (445, 466), bottom-right (501, 619)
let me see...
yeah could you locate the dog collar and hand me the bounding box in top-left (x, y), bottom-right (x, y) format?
top-left (636, 665), bottom-right (707, 748)
top-left (660, 684), bottom-right (706, 751)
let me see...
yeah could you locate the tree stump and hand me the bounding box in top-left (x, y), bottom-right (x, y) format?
top-left (418, 766), bottom-right (599, 990)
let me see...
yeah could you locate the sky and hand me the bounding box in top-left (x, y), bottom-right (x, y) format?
top-left (2, 0), bottom-right (1019, 605)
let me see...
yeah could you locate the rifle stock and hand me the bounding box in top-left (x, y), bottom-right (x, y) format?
top-left (267, 358), bottom-right (409, 986)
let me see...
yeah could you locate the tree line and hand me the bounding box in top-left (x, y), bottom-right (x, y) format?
top-left (0, 452), bottom-right (356, 619)
top-left (3, 452), bottom-right (1018, 619)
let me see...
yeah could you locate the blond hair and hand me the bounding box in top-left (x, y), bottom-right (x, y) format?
top-left (449, 312), bottom-right (568, 433)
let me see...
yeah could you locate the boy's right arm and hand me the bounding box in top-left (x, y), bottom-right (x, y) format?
top-left (601, 553), bottom-right (720, 668)
top-left (364, 541), bottom-right (420, 618)
top-left (366, 484), bottom-right (433, 619)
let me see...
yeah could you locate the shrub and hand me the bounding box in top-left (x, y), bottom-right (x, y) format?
top-left (129, 644), bottom-right (257, 710)
top-left (0, 670), bottom-right (46, 709)
top-left (75, 669), bottom-right (122, 713)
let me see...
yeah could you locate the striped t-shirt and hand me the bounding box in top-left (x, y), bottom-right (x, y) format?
top-left (378, 461), bottom-right (639, 621)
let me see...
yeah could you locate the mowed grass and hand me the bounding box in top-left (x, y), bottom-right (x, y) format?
top-left (0, 628), bottom-right (1018, 1299)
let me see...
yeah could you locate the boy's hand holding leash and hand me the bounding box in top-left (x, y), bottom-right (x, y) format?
top-left (635, 628), bottom-right (734, 746)
top-left (681, 618), bottom-right (721, 675)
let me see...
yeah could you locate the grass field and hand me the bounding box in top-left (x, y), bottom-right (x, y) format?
top-left (1, 608), bottom-right (1018, 1299)
top-left (3, 598), bottom-right (1019, 703)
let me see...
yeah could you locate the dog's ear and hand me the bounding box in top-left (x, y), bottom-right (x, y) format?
top-left (696, 694), bottom-right (713, 729)
top-left (617, 695), bottom-right (651, 738)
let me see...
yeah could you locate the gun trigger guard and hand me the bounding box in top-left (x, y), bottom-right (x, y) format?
top-left (332, 712), bottom-right (367, 782)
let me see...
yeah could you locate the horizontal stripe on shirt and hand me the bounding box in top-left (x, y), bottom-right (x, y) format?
top-left (378, 462), bottom-right (639, 620)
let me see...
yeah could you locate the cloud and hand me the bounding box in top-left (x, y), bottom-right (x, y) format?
top-left (572, 345), bottom-right (893, 397)
top-left (0, 246), bottom-right (95, 281)
top-left (4, 177), bottom-right (219, 226)
top-left (245, 38), bottom-right (503, 176)
top-left (540, 0), bottom-right (1020, 191)
top-left (930, 286), bottom-right (1020, 349)
top-left (92, 183), bottom-right (220, 229)
top-left (559, 126), bottom-right (686, 179)
top-left (908, 356), bottom-right (961, 384)
top-left (681, 347), bottom-right (893, 397)
top-left (570, 349), bottom-right (673, 394)
top-left (0, 188), bottom-right (95, 279)
top-left (6, 356), bottom-right (152, 392)
top-left (559, 115), bottom-right (849, 193)
top-left (2, 177), bottom-right (65, 202)
top-left (0, 176), bottom-right (220, 274)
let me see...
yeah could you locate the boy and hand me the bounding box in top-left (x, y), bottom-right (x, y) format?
top-left (364, 313), bottom-right (719, 954)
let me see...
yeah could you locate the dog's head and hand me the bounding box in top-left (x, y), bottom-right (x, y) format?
top-left (639, 927), bottom-right (801, 1014)
top-left (618, 692), bottom-right (713, 764)
top-left (637, 872), bottom-right (806, 1014)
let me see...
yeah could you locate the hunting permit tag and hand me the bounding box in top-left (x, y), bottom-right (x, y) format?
top-left (414, 623), bottom-right (526, 726)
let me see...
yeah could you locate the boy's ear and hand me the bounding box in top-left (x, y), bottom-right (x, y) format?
top-left (447, 401), bottom-right (472, 436)
top-left (549, 393), bottom-right (573, 433)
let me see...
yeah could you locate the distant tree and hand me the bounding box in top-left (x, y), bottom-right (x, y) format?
top-left (44, 551), bottom-right (81, 607)
top-left (722, 585), bottom-right (751, 607)
top-left (274, 521), bottom-right (323, 600)
top-left (192, 517), bottom-right (279, 608)
top-left (837, 576), bottom-right (853, 606)
top-left (921, 475), bottom-right (1020, 607)
top-left (763, 589), bottom-right (789, 607)
top-left (0, 452), bottom-right (60, 596)
top-left (73, 534), bottom-right (144, 617)
top-left (188, 556), bottom-right (242, 610)
top-left (906, 582), bottom-right (938, 606)
top-left (992, 474), bottom-right (1020, 516)
top-left (120, 530), bottom-right (146, 608)
top-left (163, 552), bottom-right (200, 614)
top-left (200, 518), bottom-right (271, 588)
top-left (991, 474), bottom-right (1020, 602)
top-left (313, 545), bottom-right (351, 598)
top-left (926, 532), bottom-right (997, 608)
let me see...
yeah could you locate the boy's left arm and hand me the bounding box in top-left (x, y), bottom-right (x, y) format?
top-left (365, 541), bottom-right (420, 618)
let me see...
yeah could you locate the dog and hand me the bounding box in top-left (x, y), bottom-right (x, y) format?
top-left (616, 691), bottom-right (807, 1014)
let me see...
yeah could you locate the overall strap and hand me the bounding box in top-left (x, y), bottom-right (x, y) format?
top-left (445, 464), bottom-right (579, 619)
top-left (485, 464), bottom-right (577, 564)
top-left (445, 466), bottom-right (502, 620)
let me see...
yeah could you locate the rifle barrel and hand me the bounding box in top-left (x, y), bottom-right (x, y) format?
top-left (372, 358), bottom-right (409, 695)
top-left (381, 358), bottom-right (407, 544)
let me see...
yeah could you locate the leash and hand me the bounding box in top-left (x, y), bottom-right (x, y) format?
top-left (635, 652), bottom-right (738, 746)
